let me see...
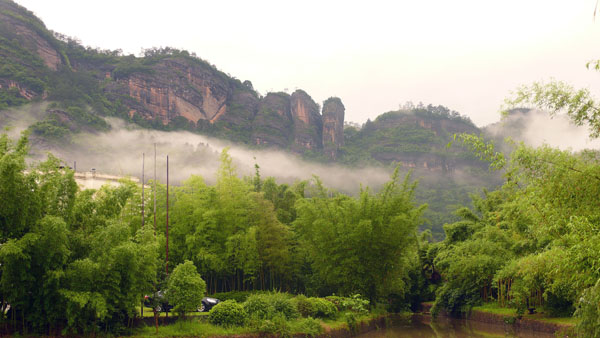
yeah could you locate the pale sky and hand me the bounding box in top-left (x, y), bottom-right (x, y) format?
top-left (15, 0), bottom-right (600, 127)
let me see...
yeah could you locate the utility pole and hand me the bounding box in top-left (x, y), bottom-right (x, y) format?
top-left (141, 153), bottom-right (145, 227)
top-left (153, 144), bottom-right (157, 235)
top-left (166, 155), bottom-right (169, 276)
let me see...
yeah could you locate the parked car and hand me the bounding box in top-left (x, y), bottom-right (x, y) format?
top-left (144, 291), bottom-right (219, 313)
top-left (198, 297), bottom-right (220, 312)
top-left (144, 290), bottom-right (172, 312)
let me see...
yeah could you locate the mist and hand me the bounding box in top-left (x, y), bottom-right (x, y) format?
top-left (1, 106), bottom-right (392, 193)
top-left (485, 109), bottom-right (600, 151)
top-left (61, 119), bottom-right (392, 193)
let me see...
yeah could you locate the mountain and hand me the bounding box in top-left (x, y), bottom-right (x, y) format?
top-left (0, 0), bottom-right (502, 239)
top-left (0, 0), bottom-right (484, 168)
top-left (0, 0), bottom-right (349, 159)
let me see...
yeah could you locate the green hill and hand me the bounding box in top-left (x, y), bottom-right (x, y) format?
top-left (0, 0), bottom-right (502, 239)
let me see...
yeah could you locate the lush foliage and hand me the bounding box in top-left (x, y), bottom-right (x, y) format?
top-left (208, 300), bottom-right (248, 327)
top-left (428, 131), bottom-right (600, 335)
top-left (0, 132), bottom-right (159, 335)
top-left (294, 170), bottom-right (425, 303)
top-left (167, 260), bottom-right (207, 317)
top-left (0, 134), bottom-right (423, 334)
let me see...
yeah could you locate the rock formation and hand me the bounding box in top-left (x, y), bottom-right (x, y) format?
top-left (252, 92), bottom-right (293, 148)
top-left (322, 97), bottom-right (345, 159)
top-left (0, 0), bottom-right (484, 170)
top-left (290, 90), bottom-right (323, 152)
top-left (114, 58), bottom-right (231, 124)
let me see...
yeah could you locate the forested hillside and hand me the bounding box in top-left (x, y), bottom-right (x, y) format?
top-left (0, 0), bottom-right (502, 239)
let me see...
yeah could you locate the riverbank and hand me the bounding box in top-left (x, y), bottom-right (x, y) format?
top-left (132, 313), bottom-right (408, 338)
top-left (419, 302), bottom-right (575, 336)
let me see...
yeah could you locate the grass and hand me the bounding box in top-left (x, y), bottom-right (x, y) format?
top-left (133, 318), bottom-right (251, 337)
top-left (320, 312), bottom-right (379, 331)
top-left (133, 311), bottom-right (380, 337)
top-left (527, 314), bottom-right (577, 326)
top-left (137, 307), bottom-right (210, 318)
top-left (471, 302), bottom-right (577, 326)
top-left (472, 303), bottom-right (517, 316)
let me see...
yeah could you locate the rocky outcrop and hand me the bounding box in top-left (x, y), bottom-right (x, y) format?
top-left (118, 58), bottom-right (230, 124)
top-left (214, 87), bottom-right (260, 142)
top-left (0, 3), bottom-right (62, 71)
top-left (290, 90), bottom-right (322, 152)
top-left (322, 97), bottom-right (345, 159)
top-left (0, 1), bottom-right (347, 156)
top-left (0, 79), bottom-right (38, 99)
top-left (252, 92), bottom-right (293, 148)
top-left (0, 0), bottom-right (486, 169)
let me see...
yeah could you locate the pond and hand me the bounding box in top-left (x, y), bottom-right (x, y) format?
top-left (356, 315), bottom-right (556, 338)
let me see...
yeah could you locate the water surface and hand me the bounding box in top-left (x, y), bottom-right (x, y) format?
top-left (357, 315), bottom-right (555, 338)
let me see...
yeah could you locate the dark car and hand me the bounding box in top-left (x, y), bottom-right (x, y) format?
top-left (144, 291), bottom-right (219, 312)
top-left (144, 290), bottom-right (172, 312)
top-left (198, 297), bottom-right (220, 312)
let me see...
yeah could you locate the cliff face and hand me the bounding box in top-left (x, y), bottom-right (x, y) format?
top-left (103, 57), bottom-right (341, 155)
top-left (0, 0), bottom-right (63, 98)
top-left (290, 90), bottom-right (323, 152)
top-left (115, 58), bottom-right (230, 124)
top-left (0, 11), bottom-right (62, 71)
top-left (322, 98), bottom-right (345, 160)
top-left (0, 0), bottom-right (484, 168)
top-left (252, 93), bottom-right (293, 148)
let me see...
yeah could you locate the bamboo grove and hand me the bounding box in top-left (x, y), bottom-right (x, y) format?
top-left (0, 132), bottom-right (425, 334)
top-left (3, 90), bottom-right (600, 335)
top-left (424, 137), bottom-right (600, 337)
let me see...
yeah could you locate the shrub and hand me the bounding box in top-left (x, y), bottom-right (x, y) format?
top-left (208, 300), bottom-right (248, 327)
top-left (345, 312), bottom-right (359, 334)
top-left (272, 314), bottom-right (292, 338)
top-left (244, 293), bottom-right (274, 320)
top-left (270, 293), bottom-right (299, 320)
top-left (294, 295), bottom-right (316, 317)
top-left (326, 294), bottom-right (369, 314)
top-left (256, 319), bottom-right (277, 334)
top-left (308, 298), bottom-right (337, 318)
top-left (242, 292), bottom-right (298, 321)
top-left (293, 317), bottom-right (324, 337)
top-left (212, 290), bottom-right (267, 303)
top-left (325, 295), bottom-right (344, 310)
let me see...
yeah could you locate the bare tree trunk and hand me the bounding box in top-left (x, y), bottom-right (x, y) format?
top-left (154, 310), bottom-right (159, 334)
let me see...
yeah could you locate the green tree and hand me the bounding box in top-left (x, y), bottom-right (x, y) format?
top-left (0, 132), bottom-right (41, 240)
top-left (294, 169), bottom-right (425, 303)
top-left (167, 260), bottom-right (206, 317)
top-left (0, 215), bottom-right (70, 333)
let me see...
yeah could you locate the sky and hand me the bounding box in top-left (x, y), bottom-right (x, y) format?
top-left (14, 0), bottom-right (600, 127)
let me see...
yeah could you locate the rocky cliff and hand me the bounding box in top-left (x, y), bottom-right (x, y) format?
top-left (0, 0), bottom-right (63, 100)
top-left (0, 0), bottom-right (345, 156)
top-left (252, 92), bottom-right (293, 148)
top-left (0, 0), bottom-right (483, 169)
top-left (0, 1), bottom-right (62, 71)
top-left (111, 58), bottom-right (231, 124)
top-left (290, 90), bottom-right (323, 153)
top-left (322, 97), bottom-right (345, 160)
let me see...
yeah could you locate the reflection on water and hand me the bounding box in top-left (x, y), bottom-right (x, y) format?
top-left (357, 315), bottom-right (556, 338)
